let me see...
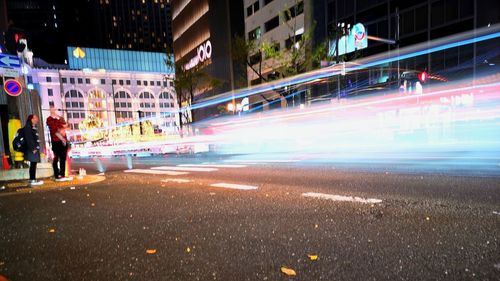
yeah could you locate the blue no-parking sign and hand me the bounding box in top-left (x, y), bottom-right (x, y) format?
top-left (3, 79), bottom-right (23, 97)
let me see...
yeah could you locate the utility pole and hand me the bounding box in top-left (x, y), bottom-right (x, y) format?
top-left (396, 7), bottom-right (401, 89)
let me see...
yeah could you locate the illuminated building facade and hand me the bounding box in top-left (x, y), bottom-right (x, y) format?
top-left (171, 0), bottom-right (246, 120)
top-left (32, 47), bottom-right (178, 147)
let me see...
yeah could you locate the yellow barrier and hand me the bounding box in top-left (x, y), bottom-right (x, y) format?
top-left (8, 118), bottom-right (24, 162)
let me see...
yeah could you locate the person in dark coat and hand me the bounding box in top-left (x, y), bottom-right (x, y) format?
top-left (23, 114), bottom-right (43, 186)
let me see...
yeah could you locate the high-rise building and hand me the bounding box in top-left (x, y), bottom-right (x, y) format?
top-left (171, 0), bottom-right (246, 120)
top-left (1, 0), bottom-right (174, 64)
top-left (93, 0), bottom-right (173, 53)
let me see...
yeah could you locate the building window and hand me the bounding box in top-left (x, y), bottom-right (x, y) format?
top-left (77, 78), bottom-right (83, 84)
top-left (48, 89), bottom-right (53, 96)
top-left (247, 6), bottom-right (253, 17)
top-left (247, 1), bottom-right (260, 17)
top-left (248, 27), bottom-right (262, 40)
top-left (27, 76), bottom-right (33, 84)
top-left (285, 34), bottom-right (302, 49)
top-left (126, 80), bottom-right (131, 85)
top-left (85, 78), bottom-right (91, 84)
top-left (137, 80), bottom-right (141, 85)
top-left (150, 81), bottom-right (154, 86)
top-left (265, 16), bottom-right (280, 32)
top-left (62, 77), bottom-right (67, 83)
top-left (101, 79), bottom-right (106, 85)
top-left (49, 101), bottom-right (54, 107)
top-left (69, 78), bottom-right (75, 84)
top-left (156, 81), bottom-right (161, 86)
top-left (283, 1), bottom-right (304, 21)
top-left (264, 0), bottom-right (273, 5)
top-left (112, 79), bottom-right (117, 85)
top-left (119, 80), bottom-right (124, 85)
top-left (46, 77), bottom-right (52, 82)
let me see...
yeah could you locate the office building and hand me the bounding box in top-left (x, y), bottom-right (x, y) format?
top-left (171, 0), bottom-right (246, 119)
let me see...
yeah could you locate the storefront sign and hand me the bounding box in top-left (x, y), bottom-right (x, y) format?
top-left (329, 23), bottom-right (368, 57)
top-left (184, 40), bottom-right (212, 70)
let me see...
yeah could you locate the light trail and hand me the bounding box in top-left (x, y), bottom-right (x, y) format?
top-left (68, 24), bottom-right (500, 138)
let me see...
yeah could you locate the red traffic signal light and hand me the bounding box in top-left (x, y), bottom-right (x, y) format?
top-left (418, 71), bottom-right (428, 83)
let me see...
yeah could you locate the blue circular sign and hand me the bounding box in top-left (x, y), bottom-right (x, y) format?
top-left (4, 79), bottom-right (22, 97)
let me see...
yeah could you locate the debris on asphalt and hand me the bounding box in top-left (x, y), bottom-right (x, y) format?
top-left (0, 186), bottom-right (5, 190)
top-left (186, 247), bottom-right (191, 253)
top-left (91, 203), bottom-right (95, 207)
top-left (493, 211), bottom-right (500, 216)
top-left (70, 187), bottom-right (76, 190)
top-left (425, 217), bottom-right (430, 221)
top-left (308, 254), bottom-right (318, 261)
top-left (146, 249), bottom-right (157, 254)
top-left (61, 200), bottom-right (66, 204)
top-left (48, 228), bottom-right (56, 233)
top-left (0, 274), bottom-right (9, 281)
top-left (280, 266), bottom-right (296, 276)
top-left (494, 263), bottom-right (500, 270)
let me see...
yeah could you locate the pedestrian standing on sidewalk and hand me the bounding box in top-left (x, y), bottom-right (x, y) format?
top-left (23, 114), bottom-right (43, 186)
top-left (46, 106), bottom-right (72, 181)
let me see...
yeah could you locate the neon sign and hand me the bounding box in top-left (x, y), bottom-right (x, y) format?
top-left (184, 40), bottom-right (212, 70)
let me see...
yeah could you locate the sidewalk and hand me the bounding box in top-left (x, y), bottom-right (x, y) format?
top-left (0, 174), bottom-right (106, 195)
top-left (0, 162), bottom-right (53, 181)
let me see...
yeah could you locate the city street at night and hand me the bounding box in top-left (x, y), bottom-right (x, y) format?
top-left (1, 0), bottom-right (499, 280)
top-left (1, 155), bottom-right (500, 280)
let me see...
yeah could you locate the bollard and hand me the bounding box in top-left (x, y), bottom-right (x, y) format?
top-left (95, 158), bottom-right (105, 174)
top-left (126, 154), bottom-right (133, 170)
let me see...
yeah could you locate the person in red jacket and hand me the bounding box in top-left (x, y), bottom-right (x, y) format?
top-left (46, 106), bottom-right (72, 181)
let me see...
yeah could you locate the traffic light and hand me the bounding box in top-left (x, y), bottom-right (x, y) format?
top-left (418, 71), bottom-right (428, 83)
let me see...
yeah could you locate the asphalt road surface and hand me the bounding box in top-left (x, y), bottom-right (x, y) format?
top-left (1, 154), bottom-right (499, 280)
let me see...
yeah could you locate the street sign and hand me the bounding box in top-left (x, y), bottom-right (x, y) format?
top-left (0, 54), bottom-right (21, 68)
top-left (3, 79), bottom-right (23, 96)
top-left (0, 67), bottom-right (19, 77)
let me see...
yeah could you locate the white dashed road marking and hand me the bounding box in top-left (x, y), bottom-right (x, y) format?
top-left (151, 166), bottom-right (218, 172)
top-left (177, 164), bottom-right (247, 168)
top-left (224, 159), bottom-right (300, 163)
top-left (302, 192), bottom-right (382, 204)
top-left (124, 169), bottom-right (188, 176)
top-left (210, 183), bottom-right (258, 190)
top-left (161, 179), bottom-right (192, 183)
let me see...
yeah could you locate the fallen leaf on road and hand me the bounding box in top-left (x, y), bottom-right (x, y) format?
top-left (186, 247), bottom-right (191, 253)
top-left (425, 217), bottom-right (430, 221)
top-left (91, 203), bottom-right (95, 207)
top-left (146, 249), bottom-right (157, 254)
top-left (0, 274), bottom-right (9, 281)
top-left (48, 228), bottom-right (56, 233)
top-left (280, 266), bottom-right (296, 276)
top-left (308, 254), bottom-right (318, 261)
top-left (61, 200), bottom-right (66, 204)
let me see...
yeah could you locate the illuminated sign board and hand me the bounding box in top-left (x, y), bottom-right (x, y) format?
top-left (329, 23), bottom-right (368, 57)
top-left (184, 40), bottom-right (212, 70)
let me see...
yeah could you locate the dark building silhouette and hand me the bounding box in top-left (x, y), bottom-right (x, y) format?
top-left (1, 0), bottom-right (173, 63)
